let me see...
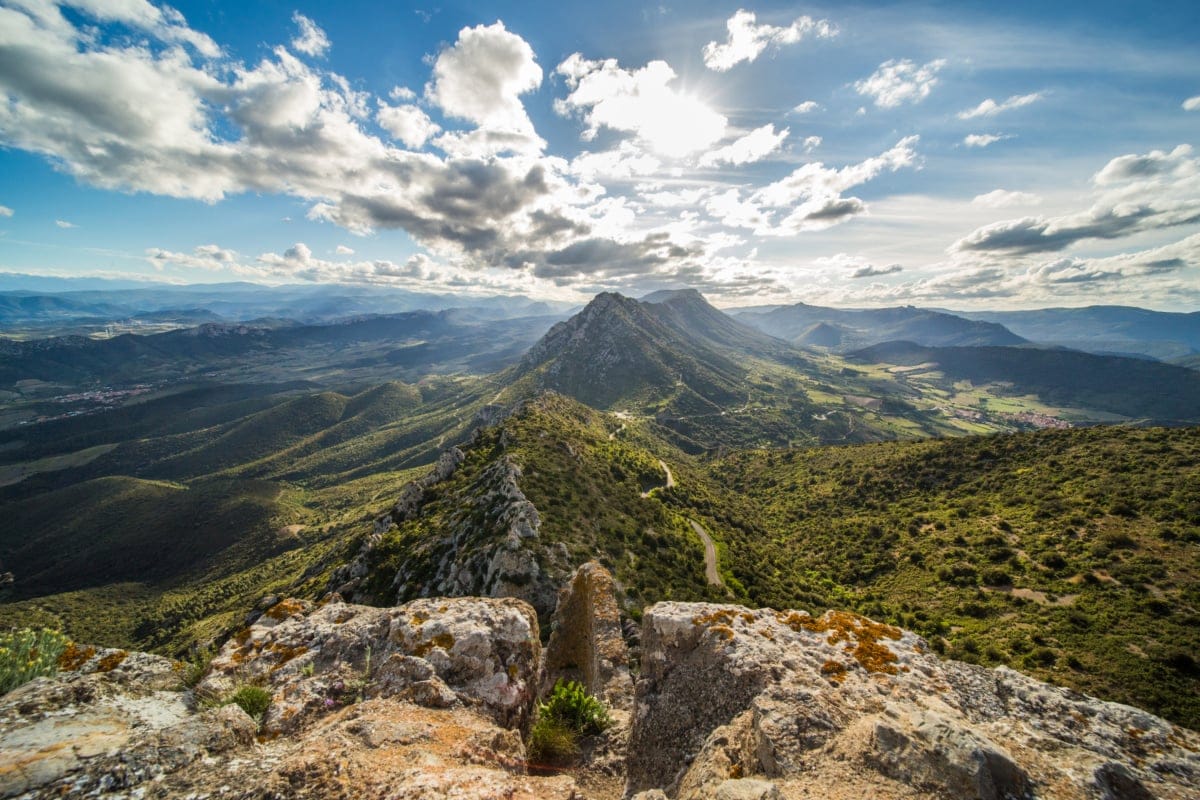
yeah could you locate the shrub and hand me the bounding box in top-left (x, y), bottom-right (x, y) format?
top-left (527, 715), bottom-right (580, 764)
top-left (227, 685), bottom-right (272, 723)
top-left (0, 628), bottom-right (70, 695)
top-left (539, 679), bottom-right (611, 735)
top-left (180, 645), bottom-right (214, 689)
top-left (526, 680), bottom-right (611, 765)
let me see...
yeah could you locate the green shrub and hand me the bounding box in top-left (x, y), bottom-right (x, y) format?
top-left (0, 628), bottom-right (70, 695)
top-left (180, 646), bottom-right (215, 689)
top-left (526, 714), bottom-right (580, 764)
top-left (227, 685), bottom-right (272, 723)
top-left (539, 679), bottom-right (611, 735)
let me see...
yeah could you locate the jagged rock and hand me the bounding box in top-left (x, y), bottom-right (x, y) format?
top-left (626, 602), bottom-right (1200, 799)
top-left (201, 596), bottom-right (541, 734)
top-left (1, 597), bottom-right (574, 799)
top-left (393, 455), bottom-right (566, 617)
top-left (542, 561), bottom-right (634, 711)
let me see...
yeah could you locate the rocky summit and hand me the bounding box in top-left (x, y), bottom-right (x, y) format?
top-left (1, 564), bottom-right (1197, 799)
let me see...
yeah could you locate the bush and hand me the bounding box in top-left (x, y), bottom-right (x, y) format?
top-left (227, 685), bottom-right (272, 723)
top-left (539, 679), bottom-right (611, 735)
top-left (527, 715), bottom-right (580, 764)
top-left (0, 628), bottom-right (70, 695)
top-left (526, 680), bottom-right (611, 765)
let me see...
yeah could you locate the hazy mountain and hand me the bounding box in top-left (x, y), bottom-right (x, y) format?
top-left (956, 306), bottom-right (1200, 360)
top-left (851, 341), bottom-right (1200, 421)
top-left (735, 302), bottom-right (1025, 351)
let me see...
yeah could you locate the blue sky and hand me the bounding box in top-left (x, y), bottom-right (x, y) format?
top-left (0, 1), bottom-right (1197, 308)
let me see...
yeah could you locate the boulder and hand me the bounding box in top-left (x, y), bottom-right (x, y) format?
top-left (626, 602), bottom-right (1200, 799)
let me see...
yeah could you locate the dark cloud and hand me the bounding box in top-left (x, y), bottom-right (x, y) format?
top-left (953, 206), bottom-right (1200, 255)
top-left (850, 263), bottom-right (903, 278)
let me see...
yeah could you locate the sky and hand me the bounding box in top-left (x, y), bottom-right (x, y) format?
top-left (0, 0), bottom-right (1198, 309)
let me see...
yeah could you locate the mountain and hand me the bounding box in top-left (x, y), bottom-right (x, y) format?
top-left (851, 341), bottom-right (1200, 421)
top-left (735, 302), bottom-right (1025, 351)
top-left (506, 291), bottom-right (752, 411)
top-left (957, 305), bottom-right (1200, 360)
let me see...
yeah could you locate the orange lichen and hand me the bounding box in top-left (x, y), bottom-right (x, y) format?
top-left (691, 609), bottom-right (740, 628)
top-left (821, 660), bottom-right (848, 678)
top-left (265, 598), bottom-right (307, 620)
top-left (58, 643), bottom-right (96, 671)
top-left (96, 650), bottom-right (128, 672)
top-left (235, 627), bottom-right (253, 645)
top-left (778, 610), bottom-right (903, 675)
top-left (415, 632), bottom-right (456, 658)
top-left (710, 625), bottom-right (736, 642)
top-left (266, 643), bottom-right (309, 671)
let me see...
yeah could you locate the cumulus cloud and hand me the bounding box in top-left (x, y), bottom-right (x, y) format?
top-left (426, 22), bottom-right (541, 136)
top-left (801, 136), bottom-right (821, 153)
top-left (957, 92), bottom-right (1042, 120)
top-left (791, 101), bottom-right (820, 114)
top-left (555, 55), bottom-right (727, 157)
top-left (955, 144), bottom-right (1200, 255)
top-left (698, 124), bottom-right (788, 167)
top-left (335, 245), bottom-right (355, 255)
top-left (291, 13), bottom-right (330, 57)
top-left (854, 58), bottom-right (946, 109)
top-left (376, 103), bottom-right (441, 148)
top-left (55, 219), bottom-right (76, 228)
top-left (147, 244), bottom-right (259, 275)
top-left (702, 9), bottom-right (835, 72)
top-left (963, 133), bottom-right (1010, 148)
top-left (0, 205), bottom-right (12, 217)
top-left (1185, 96), bottom-right (1200, 111)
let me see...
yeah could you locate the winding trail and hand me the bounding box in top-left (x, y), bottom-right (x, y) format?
top-left (639, 459), bottom-right (724, 589)
top-left (689, 518), bottom-right (724, 588)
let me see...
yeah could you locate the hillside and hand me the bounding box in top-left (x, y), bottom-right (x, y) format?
top-left (959, 305), bottom-right (1200, 360)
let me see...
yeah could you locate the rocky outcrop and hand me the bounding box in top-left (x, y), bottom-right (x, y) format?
top-left (391, 455), bottom-right (567, 617)
top-left (0, 596), bottom-right (571, 799)
top-left (627, 602), bottom-right (1200, 799)
top-left (542, 561), bottom-right (634, 711)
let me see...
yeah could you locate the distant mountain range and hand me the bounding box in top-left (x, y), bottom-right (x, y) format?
top-left (734, 302), bottom-right (1025, 351)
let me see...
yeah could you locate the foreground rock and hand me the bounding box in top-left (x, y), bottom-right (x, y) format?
top-left (628, 602), bottom-right (1200, 799)
top-left (0, 596), bottom-right (576, 799)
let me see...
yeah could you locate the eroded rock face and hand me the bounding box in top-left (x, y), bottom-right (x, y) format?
top-left (627, 602), bottom-right (1200, 800)
top-left (542, 561), bottom-right (634, 711)
top-left (0, 596), bottom-right (571, 799)
top-left (200, 595), bottom-right (541, 732)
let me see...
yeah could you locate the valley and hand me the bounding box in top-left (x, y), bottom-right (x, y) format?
top-left (1, 288), bottom-right (1198, 733)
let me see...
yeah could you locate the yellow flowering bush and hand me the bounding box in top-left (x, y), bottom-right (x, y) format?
top-left (0, 628), bottom-right (71, 695)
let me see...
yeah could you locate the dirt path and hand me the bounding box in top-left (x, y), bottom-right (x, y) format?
top-left (640, 459), bottom-right (675, 497)
top-left (689, 519), bottom-right (724, 588)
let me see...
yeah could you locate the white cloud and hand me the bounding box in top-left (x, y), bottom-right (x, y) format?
top-left (377, 103), bottom-right (441, 148)
top-left (55, 219), bottom-right (76, 228)
top-left (971, 190), bottom-right (1043, 208)
top-left (147, 244), bottom-right (258, 274)
top-left (390, 86), bottom-right (416, 101)
top-left (1184, 96), bottom-right (1200, 111)
top-left (802, 136), bottom-right (821, 153)
top-left (555, 55), bottom-right (727, 157)
top-left (705, 137), bottom-right (921, 235)
top-left (791, 101), bottom-right (820, 114)
top-left (0, 205), bottom-right (12, 217)
top-left (698, 124), bottom-right (788, 167)
top-left (957, 92), bottom-right (1042, 120)
top-left (854, 58), bottom-right (946, 109)
top-left (702, 9), bottom-right (835, 72)
top-left (335, 245), bottom-right (355, 255)
top-left (426, 21), bottom-right (542, 136)
top-left (570, 141), bottom-right (661, 179)
top-left (291, 13), bottom-right (330, 57)
top-left (963, 133), bottom-right (1010, 148)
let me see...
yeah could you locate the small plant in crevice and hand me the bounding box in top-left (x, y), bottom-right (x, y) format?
top-left (180, 644), bottom-right (215, 689)
top-left (227, 684), bottom-right (272, 725)
top-left (526, 679), bottom-right (611, 765)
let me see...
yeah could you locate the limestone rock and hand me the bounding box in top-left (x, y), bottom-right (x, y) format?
top-left (542, 561), bottom-right (634, 711)
top-left (201, 595), bottom-right (541, 733)
top-left (626, 602), bottom-right (1200, 799)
